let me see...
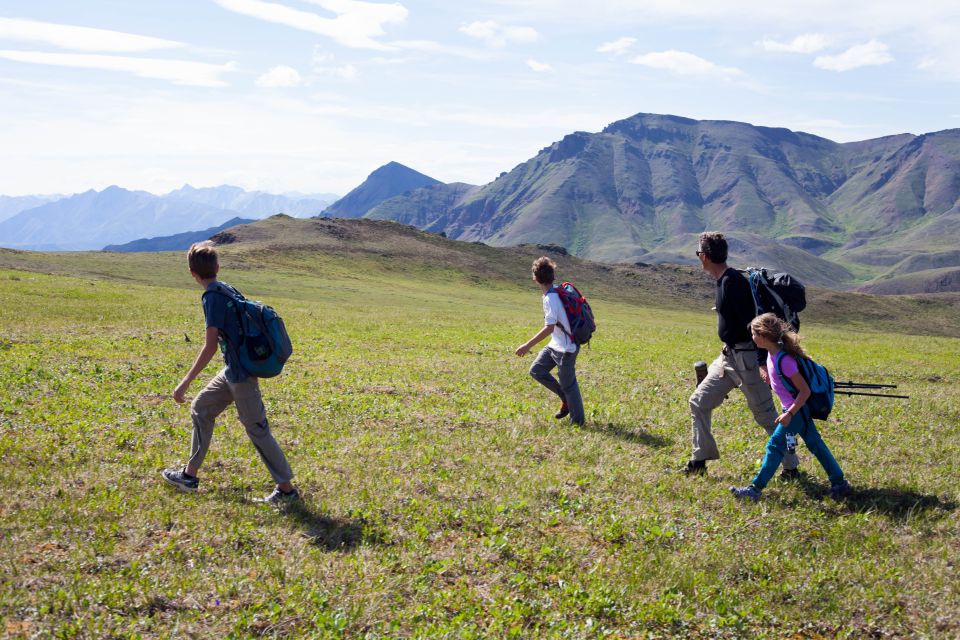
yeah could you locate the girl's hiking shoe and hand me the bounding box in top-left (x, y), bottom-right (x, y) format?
top-left (554, 403), bottom-right (569, 419)
top-left (258, 487), bottom-right (301, 505)
top-left (730, 485), bottom-right (761, 502)
top-left (162, 467), bottom-right (199, 492)
top-left (828, 480), bottom-right (852, 499)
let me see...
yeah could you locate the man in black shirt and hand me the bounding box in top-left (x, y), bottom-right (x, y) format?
top-left (682, 232), bottom-right (800, 476)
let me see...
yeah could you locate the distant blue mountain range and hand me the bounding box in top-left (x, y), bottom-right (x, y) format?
top-left (103, 217), bottom-right (256, 252)
top-left (0, 185), bottom-right (337, 251)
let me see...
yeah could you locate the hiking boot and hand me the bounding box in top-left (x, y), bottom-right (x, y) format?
top-left (161, 467), bottom-right (199, 493)
top-left (730, 485), bottom-right (761, 502)
top-left (780, 467), bottom-right (800, 481)
top-left (554, 403), bottom-right (569, 419)
top-left (257, 487), bottom-right (301, 505)
top-left (828, 480), bottom-right (852, 499)
top-left (680, 459), bottom-right (707, 476)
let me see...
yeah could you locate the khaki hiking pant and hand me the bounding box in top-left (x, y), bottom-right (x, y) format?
top-left (187, 369), bottom-right (294, 484)
top-left (688, 343), bottom-right (799, 470)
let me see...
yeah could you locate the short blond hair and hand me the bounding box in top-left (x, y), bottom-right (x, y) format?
top-left (187, 241), bottom-right (218, 279)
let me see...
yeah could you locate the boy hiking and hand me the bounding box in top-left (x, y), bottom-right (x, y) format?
top-left (515, 256), bottom-right (585, 426)
top-left (162, 241), bottom-right (299, 504)
top-left (731, 313), bottom-right (851, 502)
top-left (684, 232), bottom-right (800, 477)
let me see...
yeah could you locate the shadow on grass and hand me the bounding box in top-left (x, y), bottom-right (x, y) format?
top-left (279, 501), bottom-right (386, 551)
top-left (581, 421), bottom-right (672, 448)
top-left (217, 488), bottom-right (387, 551)
top-left (793, 475), bottom-right (957, 520)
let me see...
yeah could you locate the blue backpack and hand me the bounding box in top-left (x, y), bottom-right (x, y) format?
top-left (203, 285), bottom-right (293, 378)
top-left (774, 351), bottom-right (835, 420)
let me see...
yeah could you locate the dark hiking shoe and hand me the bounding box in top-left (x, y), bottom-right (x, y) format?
top-left (730, 485), bottom-right (761, 502)
top-left (828, 480), bottom-right (852, 499)
top-left (257, 487), bottom-right (301, 505)
top-left (554, 403), bottom-right (569, 419)
top-left (780, 467), bottom-right (800, 481)
top-left (680, 460), bottom-right (707, 476)
top-left (162, 467), bottom-right (199, 493)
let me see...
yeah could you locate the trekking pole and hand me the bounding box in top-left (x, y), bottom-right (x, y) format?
top-left (834, 381), bottom-right (899, 390)
top-left (833, 379), bottom-right (909, 399)
top-left (833, 389), bottom-right (910, 399)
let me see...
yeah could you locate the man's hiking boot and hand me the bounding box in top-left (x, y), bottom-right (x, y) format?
top-left (554, 403), bottom-right (569, 420)
top-left (780, 467), bottom-right (800, 481)
top-left (257, 487), bottom-right (301, 505)
top-left (162, 467), bottom-right (199, 493)
top-left (730, 485), bottom-right (761, 502)
top-left (828, 480), bottom-right (852, 500)
top-left (680, 459), bottom-right (707, 476)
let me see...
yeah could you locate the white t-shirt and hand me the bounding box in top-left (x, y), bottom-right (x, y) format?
top-left (543, 289), bottom-right (576, 353)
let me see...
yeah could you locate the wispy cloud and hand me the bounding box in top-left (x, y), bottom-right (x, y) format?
top-left (312, 49), bottom-right (359, 79)
top-left (629, 50), bottom-right (743, 79)
top-left (759, 33), bottom-right (828, 54)
top-left (211, 0), bottom-right (407, 50)
top-left (459, 20), bottom-right (539, 48)
top-left (0, 17), bottom-right (186, 53)
top-left (597, 37), bottom-right (636, 56)
top-left (389, 39), bottom-right (495, 61)
top-left (526, 59), bottom-right (553, 73)
top-left (257, 65), bottom-right (302, 87)
top-left (0, 50), bottom-right (235, 86)
top-left (814, 40), bottom-right (893, 71)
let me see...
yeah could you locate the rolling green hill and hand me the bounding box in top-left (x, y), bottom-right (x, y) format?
top-left (1, 216), bottom-right (958, 637)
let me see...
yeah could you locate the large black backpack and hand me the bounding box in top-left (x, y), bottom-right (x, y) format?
top-left (742, 267), bottom-right (806, 330)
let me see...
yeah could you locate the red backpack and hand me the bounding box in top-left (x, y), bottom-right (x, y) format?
top-left (551, 282), bottom-right (596, 346)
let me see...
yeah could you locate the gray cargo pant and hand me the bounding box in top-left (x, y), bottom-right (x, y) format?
top-left (187, 369), bottom-right (294, 484)
top-left (688, 342), bottom-right (799, 470)
top-left (530, 346), bottom-right (585, 426)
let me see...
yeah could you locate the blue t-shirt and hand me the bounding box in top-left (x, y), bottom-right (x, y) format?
top-left (202, 281), bottom-right (248, 382)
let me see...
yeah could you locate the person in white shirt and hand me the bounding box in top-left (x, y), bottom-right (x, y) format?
top-left (515, 256), bottom-right (585, 426)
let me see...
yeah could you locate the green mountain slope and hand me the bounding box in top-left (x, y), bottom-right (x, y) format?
top-left (360, 113), bottom-right (960, 293)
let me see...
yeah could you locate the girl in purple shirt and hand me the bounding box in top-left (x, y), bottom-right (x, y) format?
top-left (730, 313), bottom-right (851, 502)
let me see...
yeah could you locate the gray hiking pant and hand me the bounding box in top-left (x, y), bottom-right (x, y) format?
top-left (530, 346), bottom-right (585, 426)
top-left (688, 343), bottom-right (799, 470)
top-left (187, 369), bottom-right (294, 484)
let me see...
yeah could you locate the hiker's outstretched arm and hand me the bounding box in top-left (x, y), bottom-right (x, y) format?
top-left (173, 327), bottom-right (219, 403)
top-left (516, 324), bottom-right (555, 356)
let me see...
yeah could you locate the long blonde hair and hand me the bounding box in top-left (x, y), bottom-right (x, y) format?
top-left (750, 313), bottom-right (808, 360)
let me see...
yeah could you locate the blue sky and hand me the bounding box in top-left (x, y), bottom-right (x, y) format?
top-left (1, 0), bottom-right (959, 197)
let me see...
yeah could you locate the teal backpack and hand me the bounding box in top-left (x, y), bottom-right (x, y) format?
top-left (774, 351), bottom-right (835, 420)
top-left (203, 285), bottom-right (293, 378)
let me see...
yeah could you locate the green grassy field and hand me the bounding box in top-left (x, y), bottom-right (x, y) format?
top-left (1, 224), bottom-right (958, 638)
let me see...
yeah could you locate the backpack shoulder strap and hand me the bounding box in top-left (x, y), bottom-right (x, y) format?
top-left (774, 351), bottom-right (798, 397)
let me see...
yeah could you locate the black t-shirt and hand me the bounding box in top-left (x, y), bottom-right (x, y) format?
top-left (715, 268), bottom-right (755, 346)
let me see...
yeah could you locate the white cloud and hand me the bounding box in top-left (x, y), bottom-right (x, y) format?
top-left (211, 0), bottom-right (407, 50)
top-left (389, 39), bottom-right (494, 60)
top-left (759, 33), bottom-right (828, 54)
top-left (0, 50), bottom-right (235, 86)
top-left (257, 65), bottom-right (302, 87)
top-left (0, 17), bottom-right (185, 53)
top-left (311, 48), bottom-right (359, 79)
top-left (459, 20), bottom-right (539, 48)
top-left (526, 59), bottom-right (553, 72)
top-left (814, 40), bottom-right (893, 71)
top-left (629, 50), bottom-right (743, 79)
top-left (597, 37), bottom-right (637, 56)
